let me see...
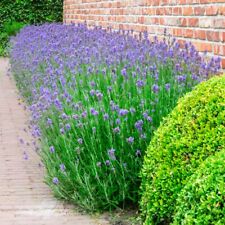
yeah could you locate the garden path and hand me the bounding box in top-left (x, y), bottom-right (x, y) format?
top-left (0, 58), bottom-right (108, 225)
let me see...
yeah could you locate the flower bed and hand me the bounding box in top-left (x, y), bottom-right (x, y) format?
top-left (10, 23), bottom-right (221, 211)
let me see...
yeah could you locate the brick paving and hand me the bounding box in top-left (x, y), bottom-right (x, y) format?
top-left (0, 58), bottom-right (108, 225)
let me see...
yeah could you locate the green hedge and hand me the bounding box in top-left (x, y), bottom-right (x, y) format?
top-left (0, 0), bottom-right (63, 56)
top-left (0, 0), bottom-right (63, 28)
top-left (140, 75), bottom-right (225, 224)
top-left (172, 150), bottom-right (225, 225)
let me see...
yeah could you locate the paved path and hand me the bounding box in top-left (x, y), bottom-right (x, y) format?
top-left (0, 58), bottom-right (108, 225)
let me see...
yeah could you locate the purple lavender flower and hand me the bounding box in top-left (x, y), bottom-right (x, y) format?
top-left (165, 83), bottom-right (171, 91)
top-left (54, 98), bottom-right (62, 110)
top-left (90, 89), bottom-right (95, 96)
top-left (47, 118), bottom-right (52, 126)
top-left (96, 91), bottom-right (103, 100)
top-left (72, 114), bottom-right (79, 120)
top-left (74, 103), bottom-right (80, 110)
top-left (60, 164), bottom-right (66, 172)
top-left (130, 107), bottom-right (136, 114)
top-left (52, 177), bottom-right (59, 185)
top-left (90, 108), bottom-right (99, 116)
top-left (50, 146), bottom-right (55, 153)
top-left (90, 81), bottom-right (95, 87)
top-left (127, 137), bottom-right (134, 144)
top-left (110, 101), bottom-right (119, 111)
top-left (19, 138), bottom-right (24, 144)
top-left (177, 75), bottom-right (187, 83)
top-left (191, 74), bottom-right (198, 80)
top-left (121, 68), bottom-right (127, 77)
top-left (147, 116), bottom-right (153, 122)
top-left (108, 148), bottom-right (116, 160)
top-left (77, 138), bottom-right (83, 144)
top-left (152, 84), bottom-right (159, 93)
top-left (136, 79), bottom-right (145, 88)
top-left (116, 118), bottom-right (121, 125)
top-left (136, 150), bottom-right (141, 156)
top-left (119, 109), bottom-right (129, 116)
top-left (61, 113), bottom-right (68, 120)
top-left (154, 72), bottom-right (159, 81)
top-left (105, 160), bottom-right (110, 166)
top-left (65, 123), bottom-right (71, 131)
top-left (143, 112), bottom-right (148, 119)
top-left (81, 111), bottom-right (87, 118)
top-left (132, 71), bottom-right (136, 77)
top-left (60, 128), bottom-right (65, 134)
top-left (113, 127), bottom-right (120, 133)
top-left (135, 120), bottom-right (144, 132)
top-left (107, 86), bottom-right (112, 92)
top-left (23, 151), bottom-right (28, 160)
top-left (103, 113), bottom-right (109, 120)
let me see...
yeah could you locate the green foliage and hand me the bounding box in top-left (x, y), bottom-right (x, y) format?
top-left (3, 21), bottom-right (26, 36)
top-left (172, 150), bottom-right (225, 225)
top-left (0, 32), bottom-right (8, 56)
top-left (140, 75), bottom-right (225, 224)
top-left (0, 0), bottom-right (63, 28)
top-left (0, 21), bottom-right (26, 56)
top-left (0, 0), bottom-right (63, 55)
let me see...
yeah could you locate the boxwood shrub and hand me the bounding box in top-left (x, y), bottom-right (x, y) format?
top-left (140, 75), bottom-right (225, 224)
top-left (172, 150), bottom-right (225, 225)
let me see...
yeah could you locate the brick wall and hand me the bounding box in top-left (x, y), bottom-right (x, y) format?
top-left (63, 0), bottom-right (225, 68)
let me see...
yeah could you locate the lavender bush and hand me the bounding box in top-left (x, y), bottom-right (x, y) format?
top-left (10, 23), bottom-right (220, 211)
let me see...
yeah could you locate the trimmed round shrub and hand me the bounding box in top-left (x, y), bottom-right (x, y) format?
top-left (140, 75), bottom-right (225, 224)
top-left (172, 150), bottom-right (225, 225)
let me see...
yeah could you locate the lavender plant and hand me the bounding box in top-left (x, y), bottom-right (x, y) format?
top-left (10, 23), bottom-right (221, 211)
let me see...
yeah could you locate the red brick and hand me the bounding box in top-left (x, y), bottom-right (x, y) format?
top-left (138, 16), bottom-right (145, 24)
top-left (194, 6), bottom-right (205, 15)
top-left (218, 6), bottom-right (225, 15)
top-left (221, 32), bottom-right (225, 42)
top-left (221, 58), bottom-right (225, 69)
top-left (194, 30), bottom-right (206, 40)
top-left (200, 0), bottom-right (210, 3)
top-left (206, 31), bottom-right (220, 42)
top-left (180, 18), bottom-right (187, 26)
top-left (206, 6), bottom-right (219, 15)
top-left (188, 18), bottom-right (199, 27)
top-left (173, 28), bottom-right (183, 37)
top-left (182, 7), bottom-right (193, 16)
top-left (159, 18), bottom-right (165, 25)
top-left (179, 0), bottom-right (187, 4)
top-left (214, 18), bottom-right (225, 29)
top-left (183, 29), bottom-right (194, 38)
top-left (164, 7), bottom-right (173, 15)
top-left (194, 41), bottom-right (213, 52)
top-left (213, 45), bottom-right (225, 55)
top-left (173, 7), bottom-right (182, 15)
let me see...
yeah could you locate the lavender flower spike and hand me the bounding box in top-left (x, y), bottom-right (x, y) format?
top-left (127, 137), bottom-right (134, 144)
